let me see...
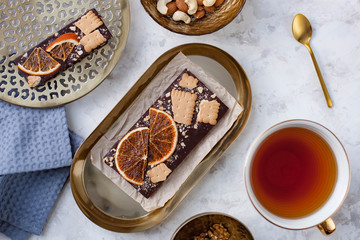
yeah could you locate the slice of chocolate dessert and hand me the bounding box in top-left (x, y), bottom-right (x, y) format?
top-left (14, 8), bottom-right (112, 88)
top-left (102, 69), bottom-right (228, 198)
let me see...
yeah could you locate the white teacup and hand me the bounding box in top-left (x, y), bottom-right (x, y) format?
top-left (244, 119), bottom-right (350, 235)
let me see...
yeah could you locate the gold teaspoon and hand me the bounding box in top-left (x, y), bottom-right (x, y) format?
top-left (292, 14), bottom-right (333, 108)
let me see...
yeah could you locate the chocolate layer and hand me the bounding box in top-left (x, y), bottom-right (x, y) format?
top-left (14, 8), bottom-right (112, 87)
top-left (103, 69), bottom-right (228, 198)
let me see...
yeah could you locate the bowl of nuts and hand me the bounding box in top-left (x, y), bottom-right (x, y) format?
top-left (171, 212), bottom-right (254, 240)
top-left (141, 0), bottom-right (246, 35)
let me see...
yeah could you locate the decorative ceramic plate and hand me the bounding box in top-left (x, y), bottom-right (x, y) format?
top-left (171, 212), bottom-right (254, 240)
top-left (70, 43), bottom-right (252, 232)
top-left (141, 0), bottom-right (246, 35)
top-left (0, 0), bottom-right (130, 108)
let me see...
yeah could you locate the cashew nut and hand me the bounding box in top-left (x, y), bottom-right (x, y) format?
top-left (185, 0), bottom-right (198, 15)
top-left (172, 10), bottom-right (191, 24)
top-left (157, 0), bottom-right (173, 15)
top-left (203, 0), bottom-right (216, 7)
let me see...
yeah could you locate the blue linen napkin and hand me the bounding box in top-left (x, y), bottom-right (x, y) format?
top-left (0, 100), bottom-right (83, 240)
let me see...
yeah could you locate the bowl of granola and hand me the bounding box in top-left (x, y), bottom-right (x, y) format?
top-left (171, 212), bottom-right (254, 240)
top-left (141, 0), bottom-right (246, 35)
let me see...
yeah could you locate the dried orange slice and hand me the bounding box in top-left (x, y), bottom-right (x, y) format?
top-left (17, 48), bottom-right (61, 76)
top-left (149, 108), bottom-right (178, 166)
top-left (115, 127), bottom-right (149, 185)
top-left (46, 33), bottom-right (79, 61)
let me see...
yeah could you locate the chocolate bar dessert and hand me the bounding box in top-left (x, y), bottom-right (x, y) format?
top-left (102, 69), bottom-right (228, 198)
top-left (14, 9), bottom-right (112, 88)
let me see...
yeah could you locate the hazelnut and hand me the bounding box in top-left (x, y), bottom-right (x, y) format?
top-left (204, 5), bottom-right (215, 12)
top-left (197, 0), bottom-right (204, 5)
top-left (176, 0), bottom-right (189, 13)
top-left (215, 0), bottom-right (225, 7)
top-left (166, 2), bottom-right (177, 15)
top-left (193, 9), bottom-right (205, 19)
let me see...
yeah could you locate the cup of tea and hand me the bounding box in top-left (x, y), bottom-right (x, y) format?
top-left (244, 119), bottom-right (350, 235)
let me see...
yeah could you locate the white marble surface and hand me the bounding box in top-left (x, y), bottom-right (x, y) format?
top-left (3, 0), bottom-right (360, 239)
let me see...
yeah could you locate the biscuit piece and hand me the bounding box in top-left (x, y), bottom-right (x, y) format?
top-left (80, 30), bottom-right (106, 52)
top-left (197, 100), bottom-right (220, 125)
top-left (179, 73), bottom-right (198, 89)
top-left (147, 163), bottom-right (172, 183)
top-left (74, 10), bottom-right (103, 35)
top-left (171, 89), bottom-right (197, 125)
top-left (27, 75), bottom-right (41, 88)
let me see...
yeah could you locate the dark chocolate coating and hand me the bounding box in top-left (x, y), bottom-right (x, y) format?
top-left (103, 70), bottom-right (228, 198)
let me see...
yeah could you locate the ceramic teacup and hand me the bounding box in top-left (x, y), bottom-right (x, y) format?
top-left (244, 119), bottom-right (350, 235)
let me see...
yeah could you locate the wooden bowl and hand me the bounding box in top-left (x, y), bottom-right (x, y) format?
top-left (141, 0), bottom-right (246, 35)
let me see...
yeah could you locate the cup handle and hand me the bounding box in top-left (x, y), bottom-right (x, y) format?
top-left (317, 217), bottom-right (336, 235)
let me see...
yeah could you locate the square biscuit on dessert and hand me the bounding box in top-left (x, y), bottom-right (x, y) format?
top-left (171, 89), bottom-right (197, 125)
top-left (147, 163), bottom-right (172, 183)
top-left (179, 72), bottom-right (198, 89)
top-left (74, 10), bottom-right (103, 35)
top-left (80, 30), bottom-right (106, 52)
top-left (197, 100), bottom-right (220, 125)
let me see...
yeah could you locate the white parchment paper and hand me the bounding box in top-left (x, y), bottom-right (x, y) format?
top-left (90, 53), bottom-right (243, 211)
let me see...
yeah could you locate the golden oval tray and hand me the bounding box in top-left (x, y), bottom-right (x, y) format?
top-left (0, 0), bottom-right (130, 108)
top-left (70, 43), bottom-right (252, 232)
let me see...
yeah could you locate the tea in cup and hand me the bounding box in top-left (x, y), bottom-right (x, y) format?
top-left (244, 120), bottom-right (350, 235)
